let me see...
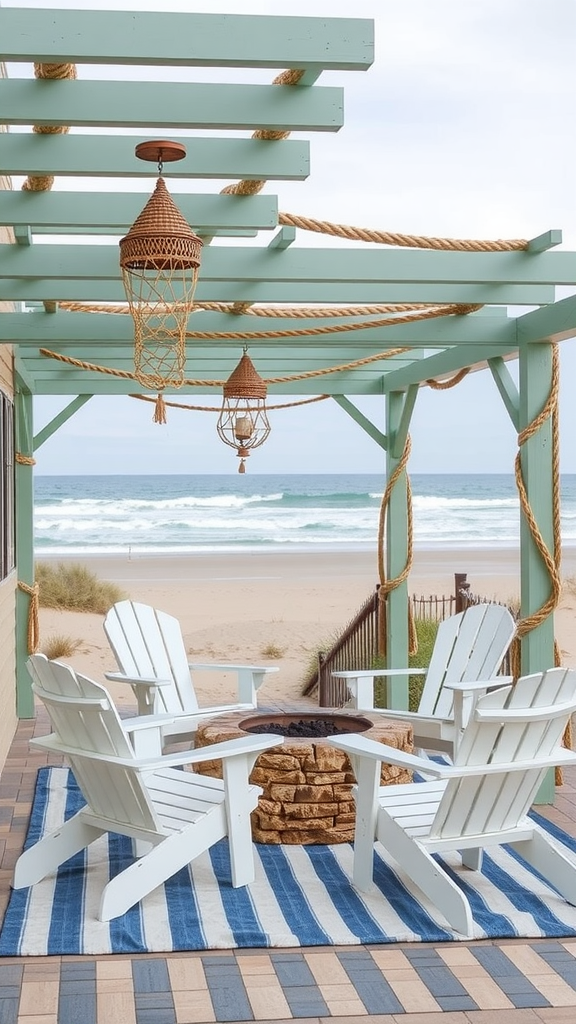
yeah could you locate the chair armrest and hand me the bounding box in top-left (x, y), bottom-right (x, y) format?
top-left (187, 703), bottom-right (253, 718)
top-left (332, 669), bottom-right (425, 677)
top-left (188, 664), bottom-right (278, 674)
top-left (122, 713), bottom-right (180, 757)
top-left (443, 676), bottom-right (513, 744)
top-left (326, 733), bottom-right (450, 778)
top-left (443, 677), bottom-right (512, 692)
top-left (188, 663), bottom-right (279, 705)
top-left (105, 672), bottom-right (172, 687)
top-left (326, 734), bottom-right (576, 781)
top-left (30, 732), bottom-right (284, 771)
top-left (156, 733), bottom-right (284, 769)
top-left (332, 668), bottom-right (425, 712)
top-left (104, 672), bottom-right (172, 715)
top-left (123, 714), bottom-right (178, 731)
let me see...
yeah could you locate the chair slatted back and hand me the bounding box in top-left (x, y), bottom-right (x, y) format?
top-left (431, 667), bottom-right (576, 840)
top-left (28, 654), bottom-right (162, 835)
top-left (419, 603), bottom-right (516, 721)
top-left (104, 600), bottom-right (199, 714)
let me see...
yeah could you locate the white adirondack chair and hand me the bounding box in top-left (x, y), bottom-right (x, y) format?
top-left (15, 654), bottom-right (282, 922)
top-left (328, 667), bottom-right (576, 936)
top-left (104, 600), bottom-right (279, 745)
top-left (333, 603), bottom-right (516, 755)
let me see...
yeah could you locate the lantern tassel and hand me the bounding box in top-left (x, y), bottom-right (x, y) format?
top-left (153, 393), bottom-right (167, 424)
top-left (238, 458), bottom-right (246, 474)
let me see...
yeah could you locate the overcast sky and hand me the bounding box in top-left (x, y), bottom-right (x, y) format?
top-left (7, 0), bottom-right (576, 475)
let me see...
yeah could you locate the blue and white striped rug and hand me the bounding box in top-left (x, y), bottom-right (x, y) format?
top-left (2, 766), bottom-right (576, 955)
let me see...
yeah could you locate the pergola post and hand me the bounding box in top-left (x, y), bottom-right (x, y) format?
top-left (518, 341), bottom-right (556, 673)
top-left (383, 389), bottom-right (413, 709)
top-left (518, 340), bottom-right (557, 802)
top-left (14, 382), bottom-right (35, 718)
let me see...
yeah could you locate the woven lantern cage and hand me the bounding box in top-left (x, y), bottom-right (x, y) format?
top-left (119, 142), bottom-right (203, 390)
top-left (217, 350), bottom-right (271, 473)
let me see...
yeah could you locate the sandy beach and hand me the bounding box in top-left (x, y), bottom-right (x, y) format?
top-left (36, 547), bottom-right (576, 709)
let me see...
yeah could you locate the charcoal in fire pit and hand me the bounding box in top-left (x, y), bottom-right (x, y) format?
top-left (246, 718), bottom-right (347, 738)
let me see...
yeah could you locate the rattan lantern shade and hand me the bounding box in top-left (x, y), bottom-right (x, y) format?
top-left (119, 176), bottom-right (203, 390)
top-left (217, 351), bottom-right (271, 472)
top-left (120, 177), bottom-right (203, 271)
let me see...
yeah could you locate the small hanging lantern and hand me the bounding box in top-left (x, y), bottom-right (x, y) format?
top-left (119, 141), bottom-right (203, 390)
top-left (217, 349), bottom-right (271, 472)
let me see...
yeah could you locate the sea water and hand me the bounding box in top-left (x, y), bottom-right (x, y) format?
top-left (33, 473), bottom-right (576, 556)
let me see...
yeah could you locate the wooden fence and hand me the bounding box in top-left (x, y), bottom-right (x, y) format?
top-left (309, 573), bottom-right (511, 707)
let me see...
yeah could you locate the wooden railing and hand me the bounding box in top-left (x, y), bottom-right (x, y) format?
top-left (308, 573), bottom-right (515, 707)
top-left (303, 586), bottom-right (380, 708)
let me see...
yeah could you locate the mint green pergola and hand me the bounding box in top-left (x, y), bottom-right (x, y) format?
top-left (1, 9), bottom-right (575, 804)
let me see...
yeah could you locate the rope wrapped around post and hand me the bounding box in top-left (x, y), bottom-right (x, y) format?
top-left (17, 581), bottom-right (40, 655)
top-left (508, 345), bottom-right (568, 779)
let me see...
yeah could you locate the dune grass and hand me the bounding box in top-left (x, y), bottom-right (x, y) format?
top-left (372, 616), bottom-right (439, 711)
top-left (36, 561), bottom-right (126, 615)
top-left (42, 634), bottom-right (83, 660)
top-left (260, 642), bottom-right (286, 659)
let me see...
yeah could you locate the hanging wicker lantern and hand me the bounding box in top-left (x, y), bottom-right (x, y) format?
top-left (217, 350), bottom-right (271, 473)
top-left (119, 141), bottom-right (203, 390)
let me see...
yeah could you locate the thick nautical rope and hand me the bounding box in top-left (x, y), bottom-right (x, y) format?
top-left (511, 344), bottom-right (562, 660)
top-left (278, 212), bottom-right (528, 252)
top-left (426, 368), bottom-right (471, 389)
top-left (15, 453), bottom-right (36, 466)
top-left (38, 303), bottom-right (484, 389)
top-left (502, 345), bottom-right (566, 778)
top-left (218, 67), bottom-right (529, 252)
top-left (60, 300), bottom-right (451, 317)
top-left (21, 63), bottom-right (75, 314)
top-left (376, 436), bottom-right (417, 658)
top-left (38, 343), bottom-right (411, 385)
top-left (131, 392), bottom-right (330, 420)
top-left (22, 62), bottom-right (76, 193)
top-left (17, 581), bottom-right (40, 654)
top-left (57, 301), bottom-right (483, 330)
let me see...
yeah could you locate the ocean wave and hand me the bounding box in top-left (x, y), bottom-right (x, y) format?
top-left (412, 495), bottom-right (519, 510)
top-left (36, 492), bottom-right (285, 513)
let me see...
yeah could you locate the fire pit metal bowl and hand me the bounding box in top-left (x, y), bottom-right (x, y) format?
top-left (194, 708), bottom-right (413, 845)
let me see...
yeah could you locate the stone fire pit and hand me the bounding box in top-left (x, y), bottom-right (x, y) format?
top-left (194, 709), bottom-right (413, 844)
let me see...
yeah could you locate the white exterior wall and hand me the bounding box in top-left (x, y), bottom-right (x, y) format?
top-left (0, 64), bottom-right (18, 774)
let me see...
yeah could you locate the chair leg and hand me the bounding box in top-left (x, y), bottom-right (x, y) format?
top-left (380, 815), bottom-right (474, 936)
top-left (461, 848), bottom-right (483, 871)
top-left (222, 759), bottom-right (260, 887)
top-left (99, 809), bottom-right (227, 921)
top-left (509, 824), bottom-right (576, 905)
top-left (13, 811), bottom-right (104, 888)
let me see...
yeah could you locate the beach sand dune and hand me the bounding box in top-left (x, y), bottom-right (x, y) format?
top-left (38, 548), bottom-right (576, 708)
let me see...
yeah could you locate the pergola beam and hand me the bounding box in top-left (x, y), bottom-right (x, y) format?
top-left (0, 9), bottom-right (374, 70)
top-left (20, 379), bottom-right (388, 397)
top-left (0, 134), bottom-right (309, 183)
top-left (0, 310), bottom-right (517, 347)
top-left (0, 281), bottom-right (555, 305)
top-left (1, 244), bottom-right (572, 285)
top-left (516, 293), bottom-right (576, 345)
top-left (381, 344), bottom-right (517, 392)
top-left (0, 193), bottom-right (279, 233)
top-left (0, 80), bottom-right (344, 132)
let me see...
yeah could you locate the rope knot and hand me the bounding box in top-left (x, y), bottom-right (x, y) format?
top-left (17, 581), bottom-right (40, 654)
